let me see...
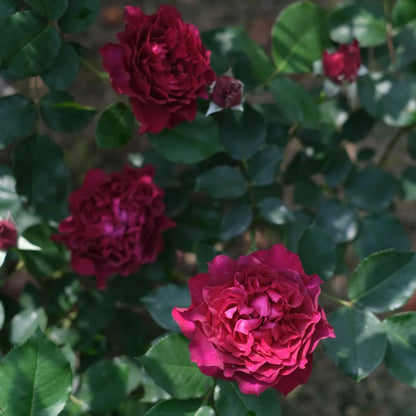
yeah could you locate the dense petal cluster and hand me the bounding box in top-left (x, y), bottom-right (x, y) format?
top-left (0, 220), bottom-right (17, 251)
top-left (100, 5), bottom-right (216, 134)
top-left (173, 245), bottom-right (334, 396)
top-left (53, 166), bottom-right (174, 289)
top-left (322, 39), bottom-right (361, 84)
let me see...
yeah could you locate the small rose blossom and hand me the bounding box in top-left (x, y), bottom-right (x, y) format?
top-left (172, 244), bottom-right (335, 396)
top-left (52, 166), bottom-right (174, 289)
top-left (322, 39), bottom-right (361, 84)
top-left (211, 76), bottom-right (244, 109)
top-left (99, 5), bottom-right (216, 135)
top-left (0, 220), bottom-right (17, 251)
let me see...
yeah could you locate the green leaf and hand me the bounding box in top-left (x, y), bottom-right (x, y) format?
top-left (328, 0), bottom-right (387, 47)
top-left (269, 77), bottom-right (319, 129)
top-left (323, 149), bottom-right (352, 186)
top-left (358, 74), bottom-right (416, 127)
top-left (407, 131), bottom-right (416, 160)
top-left (323, 307), bottom-right (386, 381)
top-left (140, 334), bottom-right (214, 399)
top-left (40, 91), bottom-right (96, 133)
top-left (216, 104), bottom-right (266, 160)
top-left (316, 199), bottom-right (358, 243)
top-left (401, 165), bottom-right (416, 200)
top-left (10, 307), bottom-right (47, 345)
top-left (349, 250), bottom-right (416, 312)
top-left (79, 360), bottom-right (128, 414)
top-left (342, 109), bottom-right (375, 142)
top-left (41, 41), bottom-right (79, 90)
top-left (0, 329), bottom-right (72, 416)
top-left (392, 0), bottom-right (416, 28)
top-left (220, 202), bottom-right (252, 241)
top-left (247, 146), bottom-right (283, 186)
top-left (293, 179), bottom-right (323, 208)
top-left (27, 0), bottom-right (68, 20)
top-left (394, 25), bottom-right (416, 69)
top-left (0, 301), bottom-right (4, 331)
top-left (297, 224), bottom-right (336, 281)
top-left (345, 167), bottom-right (397, 213)
top-left (214, 380), bottom-right (281, 416)
top-left (141, 284), bottom-right (191, 332)
top-left (58, 0), bottom-right (100, 33)
top-left (96, 103), bottom-right (135, 148)
top-left (354, 214), bottom-right (410, 260)
top-left (195, 166), bottom-right (247, 199)
top-left (0, 0), bottom-right (18, 18)
top-left (0, 11), bottom-right (60, 77)
top-left (0, 94), bottom-right (37, 148)
top-left (150, 114), bottom-right (223, 164)
top-left (259, 197), bottom-right (294, 225)
top-left (271, 1), bottom-right (329, 73)
top-left (13, 135), bottom-right (70, 220)
top-left (383, 312), bottom-right (416, 387)
top-left (146, 399), bottom-right (204, 416)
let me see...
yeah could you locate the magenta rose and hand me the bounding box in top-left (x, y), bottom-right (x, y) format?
top-left (211, 75), bottom-right (244, 109)
top-left (172, 244), bottom-right (335, 396)
top-left (99, 5), bottom-right (216, 135)
top-left (0, 219), bottom-right (17, 251)
top-left (322, 39), bottom-right (361, 84)
top-left (52, 165), bottom-right (174, 289)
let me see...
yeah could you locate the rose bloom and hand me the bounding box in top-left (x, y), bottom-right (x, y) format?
top-left (172, 245), bottom-right (334, 396)
top-left (322, 39), bottom-right (361, 84)
top-left (0, 219), bottom-right (17, 251)
top-left (52, 166), bottom-right (174, 289)
top-left (211, 76), bottom-right (244, 109)
top-left (100, 5), bottom-right (216, 135)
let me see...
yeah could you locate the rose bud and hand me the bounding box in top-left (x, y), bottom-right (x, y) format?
top-left (173, 244), bottom-right (335, 396)
top-left (322, 39), bottom-right (361, 84)
top-left (212, 76), bottom-right (244, 109)
top-left (99, 5), bottom-right (216, 135)
top-left (0, 219), bottom-right (18, 251)
top-left (52, 166), bottom-right (175, 290)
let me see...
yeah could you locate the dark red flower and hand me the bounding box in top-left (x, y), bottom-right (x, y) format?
top-left (211, 76), bottom-right (244, 108)
top-left (99, 5), bottom-right (216, 134)
top-left (173, 245), bottom-right (334, 396)
top-left (322, 39), bottom-right (361, 84)
top-left (52, 166), bottom-right (175, 289)
top-left (0, 220), bottom-right (17, 251)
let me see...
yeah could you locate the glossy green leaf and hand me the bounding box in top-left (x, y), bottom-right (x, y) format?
top-left (150, 114), bottom-right (223, 164)
top-left (0, 94), bottom-right (37, 148)
top-left (394, 25), bottom-right (416, 69)
top-left (297, 224), bottom-right (336, 281)
top-left (323, 307), bottom-right (386, 381)
top-left (140, 334), bottom-right (214, 399)
top-left (293, 179), bottom-right (323, 208)
top-left (272, 1), bottom-right (329, 73)
top-left (392, 0), bottom-right (416, 27)
top-left (0, 329), bottom-right (72, 416)
top-left (259, 197), bottom-right (294, 225)
top-left (10, 307), bottom-right (47, 345)
top-left (195, 166), bottom-right (247, 199)
top-left (146, 399), bottom-right (207, 416)
top-left (13, 135), bottom-right (70, 220)
top-left (27, 0), bottom-right (68, 20)
top-left (214, 380), bottom-right (281, 416)
top-left (40, 91), bottom-right (96, 133)
top-left (0, 0), bottom-right (18, 18)
top-left (383, 312), bottom-right (416, 387)
top-left (96, 103), bottom-right (135, 148)
top-left (345, 167), bottom-right (397, 213)
top-left (141, 284), bottom-right (191, 332)
top-left (220, 202), bottom-right (252, 241)
top-left (41, 41), bottom-right (79, 90)
top-left (328, 0), bottom-right (387, 47)
top-left (354, 214), bottom-right (410, 260)
top-left (0, 11), bottom-right (60, 77)
top-left (401, 165), bottom-right (416, 200)
top-left (342, 109), bottom-right (375, 142)
top-left (269, 77), bottom-right (319, 129)
top-left (0, 301), bottom-right (4, 330)
top-left (323, 149), bottom-right (352, 186)
top-left (58, 0), bottom-right (100, 33)
top-left (216, 104), bottom-right (266, 160)
top-left (349, 250), bottom-right (416, 312)
top-left (246, 146), bottom-right (282, 186)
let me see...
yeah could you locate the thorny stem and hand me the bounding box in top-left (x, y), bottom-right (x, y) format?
top-left (79, 57), bottom-right (109, 83)
top-left (320, 291), bottom-right (353, 308)
top-left (377, 126), bottom-right (411, 168)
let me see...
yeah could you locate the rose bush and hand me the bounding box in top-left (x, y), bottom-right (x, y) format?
top-left (173, 245), bottom-right (335, 396)
top-left (52, 165), bottom-right (174, 289)
top-left (0, 220), bottom-right (17, 251)
top-left (100, 5), bottom-right (216, 134)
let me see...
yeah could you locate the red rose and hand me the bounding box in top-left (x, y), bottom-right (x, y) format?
top-left (172, 245), bottom-right (334, 396)
top-left (211, 76), bottom-right (244, 108)
top-left (99, 5), bottom-right (216, 135)
top-left (52, 166), bottom-right (174, 289)
top-left (0, 220), bottom-right (17, 251)
top-left (322, 39), bottom-right (361, 84)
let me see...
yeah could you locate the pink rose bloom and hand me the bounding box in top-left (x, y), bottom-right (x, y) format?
top-left (52, 166), bottom-right (174, 289)
top-left (211, 76), bottom-right (244, 108)
top-left (99, 5), bottom-right (216, 135)
top-left (322, 39), bottom-right (361, 84)
top-left (0, 220), bottom-right (17, 251)
top-left (172, 245), bottom-right (334, 396)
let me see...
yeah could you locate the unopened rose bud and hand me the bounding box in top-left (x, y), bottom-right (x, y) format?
top-left (211, 75), bottom-right (244, 108)
top-left (0, 219), bottom-right (18, 251)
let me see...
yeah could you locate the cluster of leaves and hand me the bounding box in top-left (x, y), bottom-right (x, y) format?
top-left (1, 0), bottom-right (416, 415)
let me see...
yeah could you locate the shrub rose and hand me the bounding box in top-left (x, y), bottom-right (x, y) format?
top-left (52, 165), bottom-right (174, 289)
top-left (211, 75), bottom-right (244, 109)
top-left (99, 5), bottom-right (216, 135)
top-left (0, 219), bottom-right (17, 251)
top-left (172, 244), bottom-right (335, 396)
top-left (322, 39), bottom-right (361, 84)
